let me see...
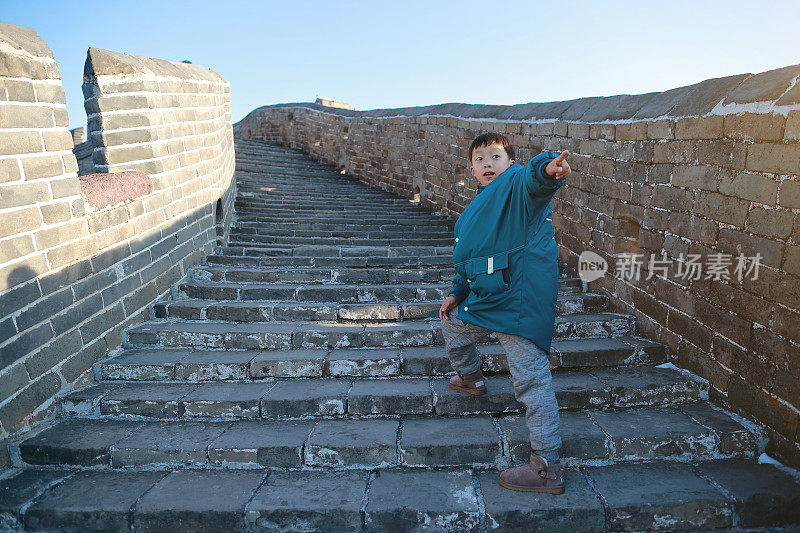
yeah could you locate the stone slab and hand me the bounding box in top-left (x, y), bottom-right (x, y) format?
top-left (479, 469), bottom-right (605, 532)
top-left (24, 470), bottom-right (167, 533)
top-left (0, 469), bottom-right (71, 530)
top-left (592, 366), bottom-right (705, 407)
top-left (100, 348), bottom-right (191, 380)
top-left (364, 469), bottom-right (481, 532)
top-left (401, 345), bottom-right (451, 375)
top-left (590, 406), bottom-right (716, 461)
top-left (400, 416), bottom-right (501, 466)
top-left (250, 348), bottom-right (326, 378)
top-left (20, 419), bottom-right (142, 466)
top-left (133, 469), bottom-right (265, 532)
top-left (181, 381), bottom-right (274, 418)
top-left (173, 349), bottom-right (258, 381)
top-left (587, 462), bottom-right (733, 531)
top-left (550, 337), bottom-right (637, 368)
top-left (326, 347), bottom-right (401, 377)
top-left (110, 420), bottom-right (231, 467)
top-left (433, 376), bottom-right (521, 415)
top-left (679, 402), bottom-right (760, 456)
top-left (246, 470), bottom-right (368, 532)
top-left (100, 382), bottom-right (197, 418)
top-left (552, 371), bottom-right (611, 409)
top-left (261, 379), bottom-right (350, 417)
top-left (305, 418), bottom-right (399, 467)
top-left (208, 419), bottom-right (314, 467)
top-left (694, 458), bottom-right (800, 528)
top-left (348, 378), bottom-right (432, 414)
top-left (500, 411), bottom-right (609, 463)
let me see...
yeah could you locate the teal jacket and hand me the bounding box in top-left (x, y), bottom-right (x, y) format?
top-left (449, 151), bottom-right (567, 353)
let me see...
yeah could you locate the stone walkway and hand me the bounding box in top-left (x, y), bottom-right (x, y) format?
top-left (2, 138), bottom-right (800, 532)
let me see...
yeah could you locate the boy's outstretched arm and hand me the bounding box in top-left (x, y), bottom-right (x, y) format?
top-left (525, 150), bottom-right (571, 198)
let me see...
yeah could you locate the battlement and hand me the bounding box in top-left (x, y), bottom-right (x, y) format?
top-left (0, 23), bottom-right (235, 445)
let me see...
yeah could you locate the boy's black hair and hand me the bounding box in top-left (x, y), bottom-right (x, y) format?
top-left (468, 132), bottom-right (515, 162)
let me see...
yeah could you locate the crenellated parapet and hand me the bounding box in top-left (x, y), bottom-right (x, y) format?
top-left (0, 22), bottom-right (235, 447)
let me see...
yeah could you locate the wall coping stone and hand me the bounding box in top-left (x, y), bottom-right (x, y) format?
top-left (78, 171), bottom-right (153, 210)
top-left (239, 64), bottom-right (800, 126)
top-left (84, 47), bottom-right (226, 83)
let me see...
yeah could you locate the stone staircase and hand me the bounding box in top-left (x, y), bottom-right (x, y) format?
top-left (3, 138), bottom-right (800, 532)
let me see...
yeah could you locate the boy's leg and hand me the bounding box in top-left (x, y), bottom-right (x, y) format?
top-left (440, 307), bottom-right (490, 375)
top-left (496, 333), bottom-right (561, 462)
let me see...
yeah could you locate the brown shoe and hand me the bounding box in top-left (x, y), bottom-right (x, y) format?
top-left (449, 370), bottom-right (487, 396)
top-left (498, 453), bottom-right (565, 494)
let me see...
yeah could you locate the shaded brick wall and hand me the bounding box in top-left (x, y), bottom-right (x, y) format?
top-left (0, 23), bottom-right (235, 444)
top-left (234, 64), bottom-right (800, 466)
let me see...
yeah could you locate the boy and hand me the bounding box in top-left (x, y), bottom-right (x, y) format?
top-left (438, 132), bottom-right (570, 494)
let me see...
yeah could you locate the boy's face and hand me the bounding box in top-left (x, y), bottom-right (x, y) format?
top-left (470, 143), bottom-right (515, 186)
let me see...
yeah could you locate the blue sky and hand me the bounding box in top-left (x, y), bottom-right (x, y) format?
top-left (4, 0), bottom-right (800, 129)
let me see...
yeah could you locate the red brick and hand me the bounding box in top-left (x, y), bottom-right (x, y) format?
top-left (745, 207), bottom-right (794, 239)
top-left (647, 120), bottom-right (675, 140)
top-left (615, 122), bottom-right (647, 141)
top-left (742, 266), bottom-right (800, 311)
top-left (653, 140), bottom-right (696, 163)
top-left (694, 297), bottom-right (751, 348)
top-left (676, 116), bottom-right (724, 139)
top-left (746, 142), bottom-right (800, 174)
top-left (723, 113), bottom-right (786, 142)
top-left (667, 308), bottom-right (713, 351)
top-left (780, 179), bottom-right (800, 209)
top-left (773, 306), bottom-right (800, 344)
top-left (667, 212), bottom-right (718, 245)
top-left (693, 190), bottom-right (749, 227)
top-left (717, 228), bottom-right (784, 268)
top-left (696, 140), bottom-right (747, 170)
top-left (775, 371), bottom-right (800, 409)
top-left (632, 287), bottom-right (668, 323)
top-left (651, 185), bottom-right (693, 212)
top-left (718, 171), bottom-right (778, 205)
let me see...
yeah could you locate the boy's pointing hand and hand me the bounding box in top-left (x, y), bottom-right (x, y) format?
top-left (545, 150), bottom-right (571, 180)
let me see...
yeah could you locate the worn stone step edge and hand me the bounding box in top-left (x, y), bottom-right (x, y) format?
top-left (154, 293), bottom-right (608, 322)
top-left (13, 403), bottom-right (762, 472)
top-left (6, 457), bottom-right (799, 532)
top-left (123, 314), bottom-right (636, 349)
top-left (98, 335), bottom-right (667, 382)
top-left (58, 366), bottom-right (710, 421)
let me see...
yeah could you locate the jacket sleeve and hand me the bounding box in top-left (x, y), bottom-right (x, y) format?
top-left (449, 273), bottom-right (470, 303)
top-left (524, 150), bottom-right (568, 199)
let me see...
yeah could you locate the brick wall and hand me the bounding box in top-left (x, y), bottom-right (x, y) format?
top-left (234, 64), bottom-right (800, 467)
top-left (0, 23), bottom-right (235, 445)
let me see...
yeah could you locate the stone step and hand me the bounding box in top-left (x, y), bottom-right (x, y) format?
top-left (97, 336), bottom-right (667, 382)
top-left (125, 314), bottom-right (634, 350)
top-left (228, 234), bottom-right (455, 247)
top-left (177, 281), bottom-right (453, 302)
top-left (232, 220), bottom-right (455, 232)
top-left (217, 243), bottom-right (453, 258)
top-left (155, 293), bottom-right (608, 322)
top-left (59, 367), bottom-right (708, 421)
top-left (4, 458), bottom-right (799, 532)
top-left (230, 225), bottom-right (453, 238)
top-left (189, 265), bottom-right (457, 284)
top-left (16, 403), bottom-right (758, 471)
top-left (202, 253), bottom-right (457, 268)
top-left (176, 280), bottom-right (585, 304)
top-left (233, 215), bottom-right (450, 226)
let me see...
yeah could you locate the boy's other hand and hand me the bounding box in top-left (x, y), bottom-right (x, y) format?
top-left (439, 295), bottom-right (458, 321)
top-left (545, 150), bottom-right (571, 180)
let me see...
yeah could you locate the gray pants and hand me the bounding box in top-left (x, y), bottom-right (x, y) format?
top-left (441, 308), bottom-right (562, 462)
